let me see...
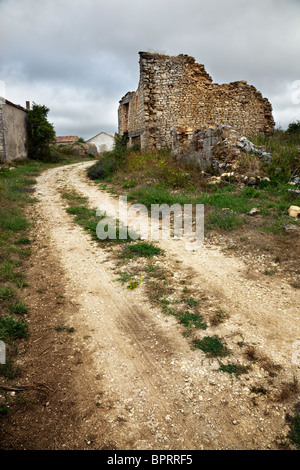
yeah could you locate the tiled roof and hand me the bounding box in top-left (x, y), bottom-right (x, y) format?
top-left (87, 132), bottom-right (114, 141)
top-left (3, 99), bottom-right (28, 113)
top-left (55, 136), bottom-right (78, 143)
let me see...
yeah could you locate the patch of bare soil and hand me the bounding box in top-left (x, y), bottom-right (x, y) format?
top-left (1, 161), bottom-right (299, 450)
top-left (209, 226), bottom-right (300, 289)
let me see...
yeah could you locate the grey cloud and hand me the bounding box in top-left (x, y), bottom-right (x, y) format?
top-left (0, 0), bottom-right (299, 136)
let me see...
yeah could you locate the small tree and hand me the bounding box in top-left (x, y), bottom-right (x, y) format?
top-left (27, 103), bottom-right (56, 161)
top-left (287, 120), bottom-right (300, 134)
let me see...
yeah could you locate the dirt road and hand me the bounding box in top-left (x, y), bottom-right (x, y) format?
top-left (3, 161), bottom-right (299, 450)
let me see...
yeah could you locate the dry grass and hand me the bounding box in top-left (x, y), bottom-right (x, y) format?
top-left (244, 345), bottom-right (282, 377)
top-left (235, 153), bottom-right (262, 175)
top-left (275, 377), bottom-right (299, 402)
top-left (210, 309), bottom-right (228, 326)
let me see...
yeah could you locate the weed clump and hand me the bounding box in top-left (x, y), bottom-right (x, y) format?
top-left (193, 336), bottom-right (230, 357)
top-left (87, 155), bottom-right (120, 180)
top-left (251, 126), bottom-right (300, 182)
top-left (285, 402), bottom-right (300, 449)
top-left (87, 133), bottom-right (128, 180)
top-left (0, 314), bottom-right (28, 341)
top-left (207, 208), bottom-right (244, 231)
top-left (121, 242), bottom-right (162, 259)
top-left (178, 311), bottom-right (207, 330)
top-left (210, 309), bottom-right (228, 326)
top-left (217, 361), bottom-right (250, 378)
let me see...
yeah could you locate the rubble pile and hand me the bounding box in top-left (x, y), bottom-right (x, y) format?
top-left (175, 124), bottom-right (272, 186)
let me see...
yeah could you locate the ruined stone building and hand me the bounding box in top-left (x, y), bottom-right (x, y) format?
top-left (0, 99), bottom-right (29, 163)
top-left (118, 52), bottom-right (275, 152)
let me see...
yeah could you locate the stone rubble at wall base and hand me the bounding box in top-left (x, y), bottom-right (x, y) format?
top-left (172, 123), bottom-right (272, 186)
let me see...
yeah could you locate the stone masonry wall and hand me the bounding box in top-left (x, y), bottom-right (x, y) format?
top-left (0, 103), bottom-right (5, 162)
top-left (0, 100), bottom-right (28, 163)
top-left (118, 52), bottom-right (275, 151)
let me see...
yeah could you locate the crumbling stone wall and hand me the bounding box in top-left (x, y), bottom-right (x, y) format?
top-left (178, 124), bottom-right (272, 173)
top-left (118, 52), bottom-right (275, 151)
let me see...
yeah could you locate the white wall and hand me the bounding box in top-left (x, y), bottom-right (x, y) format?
top-left (88, 133), bottom-right (114, 153)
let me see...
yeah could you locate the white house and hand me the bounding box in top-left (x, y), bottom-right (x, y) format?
top-left (87, 132), bottom-right (114, 153)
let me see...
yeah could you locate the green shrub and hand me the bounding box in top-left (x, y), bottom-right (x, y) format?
top-left (217, 361), bottom-right (250, 377)
top-left (122, 180), bottom-right (137, 189)
top-left (9, 300), bottom-right (28, 316)
top-left (0, 209), bottom-right (30, 232)
top-left (113, 132), bottom-right (129, 157)
top-left (0, 315), bottom-right (28, 341)
top-left (27, 103), bottom-right (56, 161)
top-left (178, 311), bottom-right (207, 329)
top-left (121, 242), bottom-right (162, 259)
top-left (87, 133), bottom-right (129, 181)
top-left (0, 286), bottom-right (16, 302)
top-left (87, 155), bottom-right (119, 180)
top-left (207, 208), bottom-right (244, 231)
top-left (128, 185), bottom-right (193, 208)
top-left (66, 205), bottom-right (93, 217)
top-left (184, 297), bottom-right (201, 308)
top-left (193, 336), bottom-right (230, 357)
top-left (285, 402), bottom-right (300, 449)
top-left (16, 237), bottom-right (31, 245)
top-left (287, 120), bottom-right (300, 134)
top-left (251, 127), bottom-right (300, 182)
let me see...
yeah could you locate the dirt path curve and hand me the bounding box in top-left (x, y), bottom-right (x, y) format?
top-left (26, 161), bottom-right (300, 450)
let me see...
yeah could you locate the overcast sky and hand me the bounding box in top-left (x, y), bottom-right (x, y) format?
top-left (0, 0), bottom-right (299, 139)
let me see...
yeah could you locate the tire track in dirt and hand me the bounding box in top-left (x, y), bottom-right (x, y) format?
top-left (32, 161), bottom-right (300, 450)
top-left (64, 162), bottom-right (300, 371)
top-left (35, 163), bottom-right (208, 450)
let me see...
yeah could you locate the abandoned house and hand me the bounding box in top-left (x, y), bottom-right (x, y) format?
top-left (87, 131), bottom-right (114, 153)
top-left (0, 98), bottom-right (29, 163)
top-left (118, 52), bottom-right (275, 152)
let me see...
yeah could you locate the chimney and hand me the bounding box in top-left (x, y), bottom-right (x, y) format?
top-left (26, 101), bottom-right (30, 111)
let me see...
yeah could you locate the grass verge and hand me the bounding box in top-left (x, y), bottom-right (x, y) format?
top-left (0, 154), bottom-right (92, 389)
